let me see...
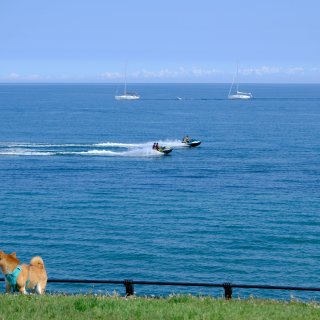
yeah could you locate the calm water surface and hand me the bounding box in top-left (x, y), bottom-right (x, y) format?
top-left (0, 83), bottom-right (319, 299)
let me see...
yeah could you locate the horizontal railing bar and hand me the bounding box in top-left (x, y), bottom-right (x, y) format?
top-left (1, 278), bottom-right (320, 292)
top-left (48, 279), bottom-right (124, 284)
top-left (231, 284), bottom-right (320, 292)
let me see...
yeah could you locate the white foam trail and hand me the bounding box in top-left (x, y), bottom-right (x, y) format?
top-left (0, 142), bottom-right (92, 148)
top-left (77, 148), bottom-right (163, 157)
top-left (0, 149), bottom-right (163, 157)
top-left (0, 148), bottom-right (167, 157)
top-left (0, 149), bottom-right (55, 156)
top-left (94, 142), bottom-right (140, 148)
top-left (156, 139), bottom-right (187, 148)
top-left (77, 150), bottom-right (123, 156)
top-left (95, 139), bottom-right (186, 149)
top-left (0, 140), bottom-right (180, 157)
top-left (124, 147), bottom-right (163, 157)
top-left (0, 139), bottom-right (186, 149)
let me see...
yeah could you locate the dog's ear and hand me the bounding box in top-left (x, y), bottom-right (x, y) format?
top-left (10, 252), bottom-right (17, 258)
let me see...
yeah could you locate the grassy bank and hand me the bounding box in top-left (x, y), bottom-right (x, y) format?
top-left (0, 294), bottom-right (319, 320)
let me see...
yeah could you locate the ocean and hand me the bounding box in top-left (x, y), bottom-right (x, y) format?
top-left (0, 83), bottom-right (319, 299)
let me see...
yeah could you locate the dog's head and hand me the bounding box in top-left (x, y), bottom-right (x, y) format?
top-left (0, 251), bottom-right (20, 272)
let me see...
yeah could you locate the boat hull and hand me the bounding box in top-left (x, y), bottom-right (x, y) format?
top-left (158, 147), bottom-right (173, 154)
top-left (115, 94), bottom-right (140, 100)
top-left (182, 140), bottom-right (201, 147)
top-left (228, 92), bottom-right (253, 100)
top-left (228, 95), bottom-right (252, 100)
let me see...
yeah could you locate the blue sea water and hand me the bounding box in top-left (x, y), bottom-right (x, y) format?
top-left (0, 83), bottom-right (320, 299)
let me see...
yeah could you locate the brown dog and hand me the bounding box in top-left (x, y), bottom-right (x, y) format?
top-left (0, 251), bottom-right (47, 294)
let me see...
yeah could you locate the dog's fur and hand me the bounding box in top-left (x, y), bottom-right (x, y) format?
top-left (0, 250), bottom-right (47, 294)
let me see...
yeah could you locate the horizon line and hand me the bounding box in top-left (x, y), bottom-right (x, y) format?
top-left (0, 82), bottom-right (320, 85)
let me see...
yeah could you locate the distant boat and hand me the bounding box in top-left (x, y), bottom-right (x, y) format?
top-left (228, 65), bottom-right (253, 100)
top-left (115, 66), bottom-right (140, 100)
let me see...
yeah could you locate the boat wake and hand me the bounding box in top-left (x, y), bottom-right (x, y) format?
top-left (0, 140), bottom-right (186, 157)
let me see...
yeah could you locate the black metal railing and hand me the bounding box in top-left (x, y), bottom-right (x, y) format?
top-left (1, 277), bottom-right (320, 299)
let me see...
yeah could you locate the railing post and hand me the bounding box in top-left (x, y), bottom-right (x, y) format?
top-left (223, 282), bottom-right (232, 299)
top-left (124, 279), bottom-right (134, 296)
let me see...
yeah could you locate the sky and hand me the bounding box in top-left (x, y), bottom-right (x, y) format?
top-left (0, 0), bottom-right (319, 83)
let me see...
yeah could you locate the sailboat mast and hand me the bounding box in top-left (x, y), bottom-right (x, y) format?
top-left (236, 64), bottom-right (239, 93)
top-left (124, 65), bottom-right (127, 95)
top-left (228, 71), bottom-right (236, 96)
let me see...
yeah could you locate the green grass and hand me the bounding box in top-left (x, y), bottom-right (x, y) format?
top-left (0, 294), bottom-right (319, 320)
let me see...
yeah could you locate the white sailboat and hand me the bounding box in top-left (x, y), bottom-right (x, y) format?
top-left (115, 67), bottom-right (140, 100)
top-left (228, 65), bottom-right (252, 100)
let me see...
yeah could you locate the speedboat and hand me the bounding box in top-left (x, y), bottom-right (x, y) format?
top-left (153, 145), bottom-right (173, 154)
top-left (184, 140), bottom-right (201, 147)
top-left (182, 137), bottom-right (201, 147)
top-left (158, 146), bottom-right (173, 154)
top-left (159, 147), bottom-right (172, 154)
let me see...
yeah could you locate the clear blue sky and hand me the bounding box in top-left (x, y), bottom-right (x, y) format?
top-left (1, 0), bottom-right (319, 83)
